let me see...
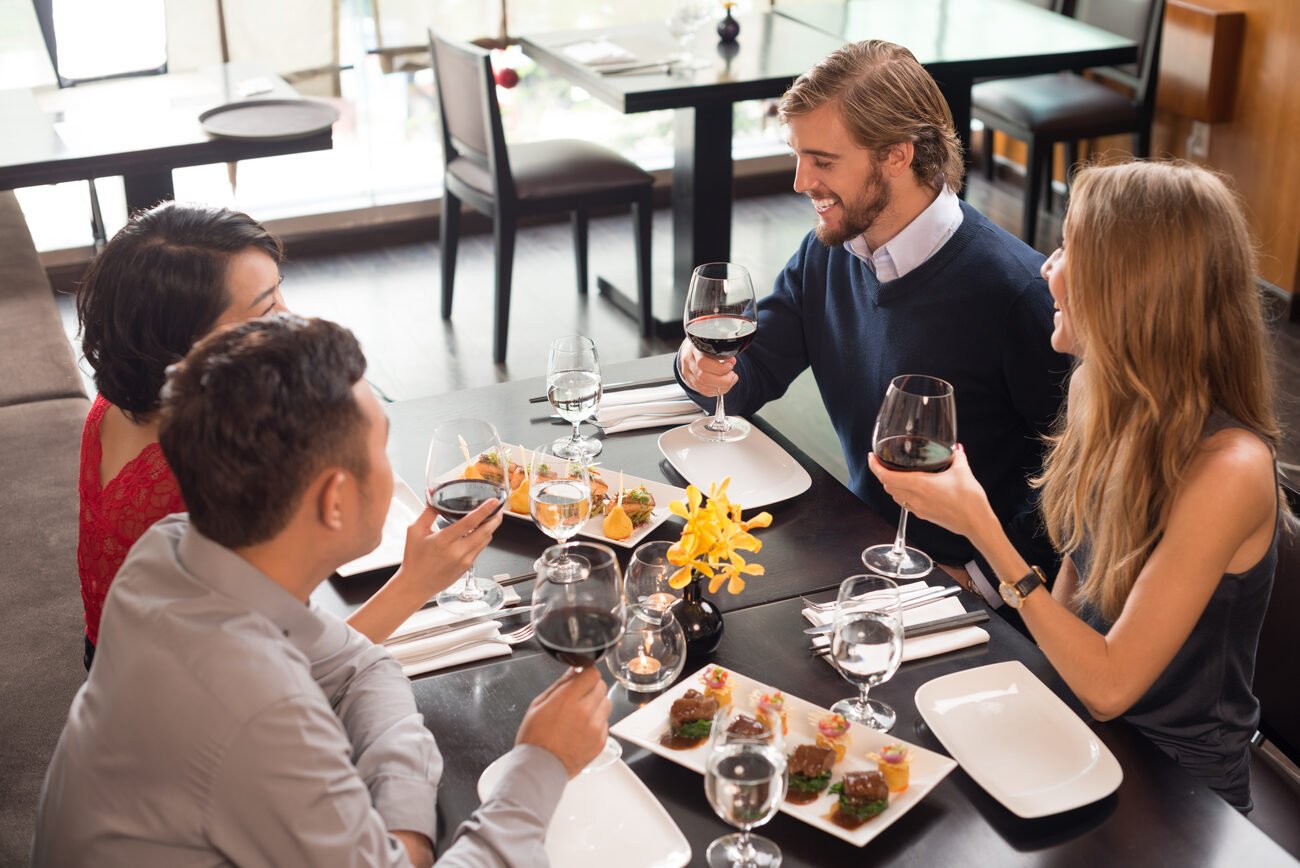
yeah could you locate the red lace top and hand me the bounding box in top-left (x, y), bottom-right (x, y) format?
top-left (77, 395), bottom-right (185, 645)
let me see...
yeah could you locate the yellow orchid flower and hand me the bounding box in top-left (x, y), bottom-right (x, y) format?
top-left (666, 476), bottom-right (774, 596)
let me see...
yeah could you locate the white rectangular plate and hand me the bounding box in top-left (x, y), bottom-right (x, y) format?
top-left (337, 474), bottom-right (423, 577)
top-left (436, 449), bottom-right (686, 549)
top-left (611, 665), bottom-right (957, 847)
top-left (658, 424), bottom-right (812, 509)
top-left (478, 756), bottom-right (690, 868)
top-left (914, 660), bottom-right (1123, 818)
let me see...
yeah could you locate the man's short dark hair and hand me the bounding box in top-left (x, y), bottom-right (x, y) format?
top-left (158, 314), bottom-right (370, 548)
top-left (77, 201), bottom-right (284, 419)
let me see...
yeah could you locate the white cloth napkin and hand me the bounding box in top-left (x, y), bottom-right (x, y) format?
top-left (595, 384), bottom-right (705, 434)
top-left (385, 586), bottom-right (522, 678)
top-left (562, 39), bottom-right (635, 66)
top-left (805, 582), bottom-right (990, 663)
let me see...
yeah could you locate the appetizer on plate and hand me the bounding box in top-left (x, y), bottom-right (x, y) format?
top-left (786, 744), bottom-right (836, 804)
top-left (753, 690), bottom-right (789, 736)
top-left (828, 771), bottom-right (890, 829)
top-left (619, 485), bottom-right (656, 527)
top-left (700, 666), bottom-right (733, 707)
top-left (587, 467), bottom-right (610, 514)
top-left (602, 472), bottom-right (633, 540)
top-left (725, 714), bottom-right (771, 741)
top-left (663, 690), bottom-right (719, 750)
top-left (812, 712), bottom-right (851, 764)
top-left (465, 449), bottom-right (521, 488)
top-left (867, 744), bottom-right (911, 792)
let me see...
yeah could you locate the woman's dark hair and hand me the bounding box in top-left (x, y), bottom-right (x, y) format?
top-left (159, 314), bottom-right (370, 549)
top-left (76, 201), bottom-right (284, 418)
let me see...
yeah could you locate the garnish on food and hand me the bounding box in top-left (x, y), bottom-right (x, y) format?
top-left (752, 689), bottom-right (788, 736)
top-left (811, 712), bottom-right (851, 763)
top-left (866, 743), bottom-right (911, 792)
top-left (700, 665), bottom-right (733, 706)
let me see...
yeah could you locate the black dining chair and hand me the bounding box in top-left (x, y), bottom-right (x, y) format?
top-left (1246, 483), bottom-right (1300, 859)
top-left (429, 30), bottom-right (655, 364)
top-left (972, 0), bottom-right (1165, 248)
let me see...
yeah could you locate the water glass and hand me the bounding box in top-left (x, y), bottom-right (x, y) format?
top-left (548, 335), bottom-right (602, 459)
top-left (829, 575), bottom-right (904, 731)
top-left (704, 707), bottom-right (787, 867)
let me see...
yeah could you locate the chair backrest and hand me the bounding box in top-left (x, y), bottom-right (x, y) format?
top-left (1071, 0), bottom-right (1166, 111)
top-left (1254, 483), bottom-right (1300, 765)
top-left (428, 29), bottom-right (514, 201)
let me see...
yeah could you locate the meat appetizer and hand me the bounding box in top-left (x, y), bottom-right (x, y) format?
top-left (618, 486), bottom-right (656, 527)
top-left (725, 714), bottom-right (771, 740)
top-left (467, 449), bottom-right (520, 488)
top-left (828, 770), bottom-right (890, 828)
top-left (662, 689), bottom-right (719, 749)
top-left (786, 744), bottom-right (836, 804)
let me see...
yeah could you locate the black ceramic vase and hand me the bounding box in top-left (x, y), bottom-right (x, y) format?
top-left (674, 572), bottom-right (725, 661)
top-left (717, 9), bottom-right (740, 44)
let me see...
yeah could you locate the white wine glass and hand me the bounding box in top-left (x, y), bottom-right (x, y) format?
top-left (829, 575), bottom-right (904, 731)
top-left (548, 335), bottom-right (602, 459)
top-left (861, 374), bottom-right (957, 579)
top-left (529, 449), bottom-right (592, 580)
top-left (425, 418), bottom-right (508, 614)
top-left (684, 262), bottom-right (758, 443)
top-left (704, 705), bottom-right (787, 868)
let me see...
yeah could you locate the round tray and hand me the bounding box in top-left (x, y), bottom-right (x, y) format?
top-left (198, 98), bottom-right (339, 142)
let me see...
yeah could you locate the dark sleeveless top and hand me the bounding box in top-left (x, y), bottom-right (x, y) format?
top-left (1074, 412), bottom-right (1277, 812)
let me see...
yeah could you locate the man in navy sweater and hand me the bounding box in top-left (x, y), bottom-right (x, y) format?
top-left (677, 40), bottom-right (1070, 607)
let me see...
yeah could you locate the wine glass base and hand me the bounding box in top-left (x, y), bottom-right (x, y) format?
top-left (434, 576), bottom-right (505, 614)
top-left (578, 737), bottom-right (623, 774)
top-left (688, 416), bottom-right (751, 443)
top-left (552, 434), bottom-right (602, 459)
top-left (706, 833), bottom-right (782, 868)
top-left (861, 543), bottom-right (933, 579)
top-left (830, 696), bottom-right (897, 731)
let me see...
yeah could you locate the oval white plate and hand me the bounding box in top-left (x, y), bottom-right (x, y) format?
top-left (476, 755), bottom-right (690, 868)
top-left (914, 660), bottom-right (1123, 818)
top-left (658, 424), bottom-right (812, 509)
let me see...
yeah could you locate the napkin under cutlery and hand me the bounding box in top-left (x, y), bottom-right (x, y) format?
top-left (805, 582), bottom-right (990, 664)
top-left (385, 586), bottom-right (522, 678)
top-left (562, 39), bottom-right (636, 66)
top-left (594, 383), bottom-right (705, 434)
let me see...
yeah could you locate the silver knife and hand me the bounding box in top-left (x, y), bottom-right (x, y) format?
top-left (391, 604), bottom-right (531, 643)
top-left (802, 586), bottom-right (963, 635)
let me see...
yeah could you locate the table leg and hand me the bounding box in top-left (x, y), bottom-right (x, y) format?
top-left (123, 170), bottom-right (176, 215)
top-left (931, 73), bottom-right (973, 200)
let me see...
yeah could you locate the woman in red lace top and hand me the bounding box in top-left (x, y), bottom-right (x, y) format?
top-left (77, 203), bottom-right (501, 668)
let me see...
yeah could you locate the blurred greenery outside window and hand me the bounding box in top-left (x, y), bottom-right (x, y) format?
top-left (7, 0), bottom-right (789, 252)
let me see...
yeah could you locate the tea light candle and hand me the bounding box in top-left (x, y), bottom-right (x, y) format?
top-left (627, 652), bottom-right (663, 685)
top-left (643, 592), bottom-right (677, 612)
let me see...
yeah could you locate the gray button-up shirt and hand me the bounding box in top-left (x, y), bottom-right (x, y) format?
top-left (32, 515), bottom-right (566, 867)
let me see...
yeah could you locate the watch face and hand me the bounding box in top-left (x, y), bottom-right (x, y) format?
top-left (999, 582), bottom-right (1022, 609)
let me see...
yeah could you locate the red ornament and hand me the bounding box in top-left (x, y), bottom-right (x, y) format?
top-left (494, 67), bottom-right (519, 89)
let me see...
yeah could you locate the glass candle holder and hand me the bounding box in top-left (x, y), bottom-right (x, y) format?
top-left (606, 605), bottom-right (687, 693)
top-left (625, 540), bottom-right (680, 615)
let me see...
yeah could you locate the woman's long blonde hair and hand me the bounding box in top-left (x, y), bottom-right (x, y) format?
top-left (1037, 161), bottom-right (1280, 621)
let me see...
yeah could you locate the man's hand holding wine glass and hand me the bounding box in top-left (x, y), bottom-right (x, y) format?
top-left (677, 340), bottom-right (739, 397)
top-left (515, 667), bottom-right (614, 778)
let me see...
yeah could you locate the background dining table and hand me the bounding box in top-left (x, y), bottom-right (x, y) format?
top-left (315, 354), bottom-right (1294, 865)
top-left (520, 6), bottom-right (1135, 337)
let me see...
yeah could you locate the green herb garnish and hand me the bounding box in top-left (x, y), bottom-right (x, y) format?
top-left (828, 782), bottom-right (888, 820)
top-left (788, 770), bottom-right (832, 794)
top-left (671, 718), bottom-right (713, 740)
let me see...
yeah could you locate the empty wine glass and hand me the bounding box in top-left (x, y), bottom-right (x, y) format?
top-left (624, 540), bottom-right (680, 615)
top-left (704, 706), bottom-right (787, 868)
top-left (534, 541), bottom-right (627, 769)
top-left (529, 449), bottom-right (592, 580)
top-left (425, 418), bottom-right (509, 614)
top-left (829, 575), bottom-right (904, 731)
top-left (861, 374), bottom-right (957, 579)
top-left (684, 262), bottom-right (758, 443)
top-left (548, 335), bottom-right (603, 459)
top-left (666, 0), bottom-right (712, 62)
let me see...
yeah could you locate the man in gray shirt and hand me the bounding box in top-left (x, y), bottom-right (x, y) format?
top-left (33, 314), bottom-right (611, 867)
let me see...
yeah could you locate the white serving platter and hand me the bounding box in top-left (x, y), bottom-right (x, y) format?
top-left (477, 755), bottom-right (690, 868)
top-left (658, 424), bottom-right (812, 509)
top-left (914, 660), bottom-right (1123, 818)
top-left (610, 665), bottom-right (957, 847)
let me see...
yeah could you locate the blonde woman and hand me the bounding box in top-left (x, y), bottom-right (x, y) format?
top-left (870, 161), bottom-right (1280, 812)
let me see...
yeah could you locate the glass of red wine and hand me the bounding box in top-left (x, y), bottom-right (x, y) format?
top-left (861, 375), bottom-right (957, 579)
top-left (533, 540), bottom-right (626, 769)
top-left (425, 418), bottom-right (509, 613)
top-left (684, 262), bottom-right (758, 443)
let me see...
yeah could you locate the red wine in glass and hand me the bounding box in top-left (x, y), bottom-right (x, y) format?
top-left (873, 436), bottom-right (954, 473)
top-left (535, 605), bottom-right (625, 668)
top-left (427, 479), bottom-right (508, 518)
top-left (685, 314), bottom-right (758, 359)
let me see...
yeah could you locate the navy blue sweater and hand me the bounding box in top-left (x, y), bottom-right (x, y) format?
top-left (681, 202), bottom-right (1070, 567)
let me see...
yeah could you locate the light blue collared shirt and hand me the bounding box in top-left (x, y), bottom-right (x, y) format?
top-left (844, 185), bottom-right (964, 282)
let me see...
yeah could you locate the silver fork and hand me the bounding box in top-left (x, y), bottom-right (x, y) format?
top-left (413, 623), bottom-right (536, 661)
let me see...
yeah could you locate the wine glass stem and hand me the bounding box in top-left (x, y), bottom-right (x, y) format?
top-left (458, 559), bottom-right (481, 601)
top-left (710, 388), bottom-right (729, 432)
top-left (736, 829), bottom-right (755, 863)
top-left (571, 420), bottom-right (583, 446)
top-left (891, 507), bottom-right (911, 557)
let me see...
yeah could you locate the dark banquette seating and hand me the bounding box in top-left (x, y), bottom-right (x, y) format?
top-left (0, 190), bottom-right (89, 862)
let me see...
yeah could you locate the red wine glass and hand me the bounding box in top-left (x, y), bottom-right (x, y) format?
top-left (684, 262), bottom-right (758, 443)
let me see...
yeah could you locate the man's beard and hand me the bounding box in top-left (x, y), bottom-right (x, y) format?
top-left (814, 161), bottom-right (890, 247)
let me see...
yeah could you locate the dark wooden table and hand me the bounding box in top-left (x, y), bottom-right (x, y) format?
top-left (0, 62), bottom-right (334, 213)
top-left (521, 6), bottom-right (1135, 336)
top-left (321, 354), bottom-right (1294, 865)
